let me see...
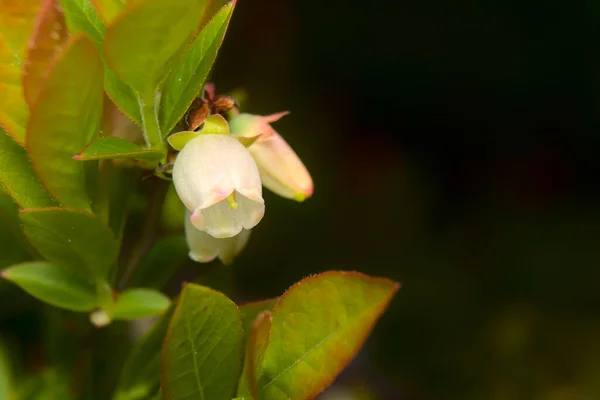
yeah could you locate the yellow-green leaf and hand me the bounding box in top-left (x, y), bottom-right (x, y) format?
top-left (237, 311), bottom-right (272, 400)
top-left (23, 0), bottom-right (68, 107)
top-left (74, 137), bottom-right (164, 161)
top-left (159, 1), bottom-right (236, 134)
top-left (104, 0), bottom-right (211, 97)
top-left (0, 126), bottom-right (55, 208)
top-left (162, 283), bottom-right (243, 400)
top-left (0, 0), bottom-right (40, 143)
top-left (26, 35), bottom-right (104, 211)
top-left (257, 271), bottom-right (399, 400)
top-left (1, 261), bottom-right (97, 312)
top-left (20, 208), bottom-right (119, 281)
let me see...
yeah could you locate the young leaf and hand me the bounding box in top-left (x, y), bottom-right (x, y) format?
top-left (0, 193), bottom-right (34, 268)
top-left (104, 0), bottom-right (211, 97)
top-left (114, 307), bottom-right (174, 400)
top-left (256, 271), bottom-right (400, 400)
top-left (0, 126), bottom-right (56, 209)
top-left (19, 208), bottom-right (119, 281)
top-left (23, 0), bottom-right (68, 107)
top-left (0, 339), bottom-right (15, 400)
top-left (1, 261), bottom-right (97, 312)
top-left (74, 137), bottom-right (164, 161)
top-left (26, 35), bottom-right (104, 211)
top-left (0, 0), bottom-right (39, 144)
top-left (91, 0), bottom-right (126, 23)
top-left (159, 1), bottom-right (236, 134)
top-left (162, 283), bottom-right (244, 400)
top-left (237, 311), bottom-right (272, 400)
top-left (112, 289), bottom-right (171, 320)
top-left (59, 0), bottom-right (105, 46)
top-left (58, 0), bottom-right (142, 125)
top-left (239, 298), bottom-right (277, 346)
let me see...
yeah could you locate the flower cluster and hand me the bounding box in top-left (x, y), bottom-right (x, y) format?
top-left (172, 111), bottom-right (313, 264)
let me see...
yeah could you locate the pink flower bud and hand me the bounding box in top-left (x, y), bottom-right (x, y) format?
top-left (229, 112), bottom-right (313, 202)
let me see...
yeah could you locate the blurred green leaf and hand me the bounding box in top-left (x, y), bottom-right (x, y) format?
top-left (112, 289), bottom-right (171, 320)
top-left (1, 261), bottom-right (97, 312)
top-left (26, 35), bottom-right (104, 211)
top-left (59, 0), bottom-right (142, 124)
top-left (0, 126), bottom-right (56, 209)
top-left (0, 193), bottom-right (34, 268)
top-left (74, 137), bottom-right (164, 161)
top-left (59, 0), bottom-right (105, 46)
top-left (104, 0), bottom-right (210, 98)
top-left (239, 298), bottom-right (277, 346)
top-left (161, 283), bottom-right (243, 400)
top-left (20, 208), bottom-right (119, 281)
top-left (0, 0), bottom-right (39, 144)
top-left (115, 307), bottom-right (174, 400)
top-left (257, 271), bottom-right (399, 400)
top-left (23, 0), bottom-right (68, 107)
top-left (128, 235), bottom-right (188, 290)
top-left (0, 339), bottom-right (16, 400)
top-left (92, 0), bottom-right (126, 23)
top-left (237, 311), bottom-right (272, 400)
top-left (160, 1), bottom-right (236, 134)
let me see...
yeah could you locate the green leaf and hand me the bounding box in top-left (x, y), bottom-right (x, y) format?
top-left (92, 0), bottom-right (127, 23)
top-left (237, 311), bottom-right (272, 400)
top-left (0, 339), bottom-right (16, 400)
top-left (1, 261), bottom-right (97, 312)
top-left (115, 307), bottom-right (174, 400)
top-left (0, 126), bottom-right (56, 208)
top-left (23, 0), bottom-right (68, 107)
top-left (104, 0), bottom-right (211, 97)
top-left (239, 298), bottom-right (277, 346)
top-left (128, 235), bottom-right (188, 290)
top-left (159, 1), bottom-right (236, 134)
top-left (161, 283), bottom-right (243, 400)
top-left (0, 193), bottom-right (34, 268)
top-left (26, 35), bottom-right (104, 211)
top-left (20, 208), bottom-right (119, 281)
top-left (74, 137), bottom-right (164, 161)
top-left (112, 289), bottom-right (171, 320)
top-left (59, 0), bottom-right (105, 46)
top-left (256, 271), bottom-right (400, 400)
top-left (0, 0), bottom-right (39, 144)
top-left (59, 0), bottom-right (142, 125)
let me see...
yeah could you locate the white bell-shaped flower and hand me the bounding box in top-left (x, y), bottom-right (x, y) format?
top-left (184, 210), bottom-right (251, 264)
top-left (173, 134), bottom-right (265, 238)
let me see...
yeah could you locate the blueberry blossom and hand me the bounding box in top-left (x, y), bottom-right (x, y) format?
top-left (184, 210), bottom-right (251, 264)
top-left (172, 133), bottom-right (265, 239)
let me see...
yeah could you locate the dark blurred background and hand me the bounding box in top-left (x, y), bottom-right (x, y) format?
top-left (210, 0), bottom-right (600, 398)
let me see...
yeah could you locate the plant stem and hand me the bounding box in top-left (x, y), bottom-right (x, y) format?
top-left (138, 92), bottom-right (165, 157)
top-left (118, 178), bottom-right (169, 290)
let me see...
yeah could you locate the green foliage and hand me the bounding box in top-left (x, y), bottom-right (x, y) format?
top-left (1, 262), bottom-right (97, 312)
top-left (26, 35), bottom-right (104, 211)
top-left (160, 1), bottom-right (236, 134)
top-left (112, 289), bottom-right (171, 320)
top-left (0, 1), bottom-right (398, 398)
top-left (20, 208), bottom-right (118, 281)
top-left (161, 283), bottom-right (244, 400)
top-left (75, 137), bottom-right (164, 162)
